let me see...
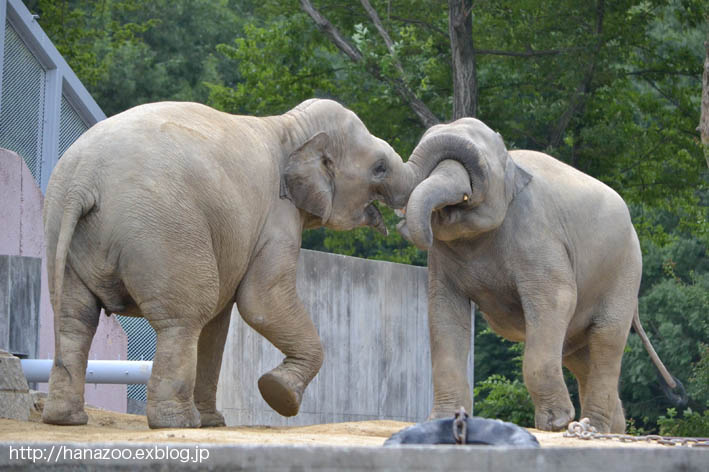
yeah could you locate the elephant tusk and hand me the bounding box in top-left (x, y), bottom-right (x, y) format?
top-left (463, 194), bottom-right (469, 202)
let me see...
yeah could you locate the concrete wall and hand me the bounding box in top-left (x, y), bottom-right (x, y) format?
top-left (217, 249), bottom-right (474, 426)
top-left (0, 148), bottom-right (127, 412)
top-left (0, 255), bottom-right (41, 357)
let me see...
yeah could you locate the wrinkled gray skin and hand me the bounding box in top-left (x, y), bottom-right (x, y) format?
top-left (42, 99), bottom-right (414, 429)
top-left (397, 118), bottom-right (678, 434)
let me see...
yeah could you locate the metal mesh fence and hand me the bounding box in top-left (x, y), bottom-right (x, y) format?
top-left (0, 21), bottom-right (45, 183)
top-left (58, 95), bottom-right (88, 158)
top-left (116, 316), bottom-right (156, 402)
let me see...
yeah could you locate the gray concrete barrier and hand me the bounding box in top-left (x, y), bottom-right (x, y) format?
top-left (0, 442), bottom-right (707, 471)
top-left (0, 255), bottom-right (41, 358)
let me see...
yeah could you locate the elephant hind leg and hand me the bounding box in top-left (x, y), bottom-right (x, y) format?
top-left (578, 288), bottom-right (635, 434)
top-left (563, 345), bottom-right (589, 426)
top-left (194, 305), bottom-right (232, 427)
top-left (141, 293), bottom-right (220, 429)
top-left (563, 344), bottom-right (626, 433)
top-left (582, 326), bottom-right (628, 434)
top-left (120, 226), bottom-right (223, 428)
top-left (145, 321), bottom-right (203, 429)
top-left (43, 267), bottom-right (101, 425)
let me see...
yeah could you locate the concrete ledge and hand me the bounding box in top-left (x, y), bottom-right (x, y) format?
top-left (0, 442), bottom-right (707, 471)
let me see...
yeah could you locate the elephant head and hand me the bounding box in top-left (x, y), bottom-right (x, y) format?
top-left (280, 99), bottom-right (413, 235)
top-left (398, 118), bottom-right (532, 249)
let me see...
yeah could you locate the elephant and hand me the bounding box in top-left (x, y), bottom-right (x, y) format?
top-left (41, 98), bottom-right (416, 429)
top-left (396, 117), bottom-right (681, 434)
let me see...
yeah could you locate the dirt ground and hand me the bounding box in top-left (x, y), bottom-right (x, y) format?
top-left (0, 400), bottom-right (669, 449)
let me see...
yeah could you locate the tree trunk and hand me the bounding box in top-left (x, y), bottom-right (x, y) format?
top-left (300, 0), bottom-right (440, 128)
top-left (448, 0), bottom-right (476, 119)
top-left (699, 39), bottom-right (709, 168)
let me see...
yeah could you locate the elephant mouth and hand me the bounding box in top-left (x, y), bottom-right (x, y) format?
top-left (364, 201), bottom-right (388, 235)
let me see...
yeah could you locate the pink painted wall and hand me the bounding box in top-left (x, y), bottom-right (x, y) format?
top-left (1, 148), bottom-right (127, 413)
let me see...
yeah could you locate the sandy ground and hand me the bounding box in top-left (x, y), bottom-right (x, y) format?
top-left (0, 400), bottom-right (672, 449)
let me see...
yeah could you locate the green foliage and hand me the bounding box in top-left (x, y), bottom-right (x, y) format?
top-left (303, 207), bottom-right (426, 266)
top-left (474, 322), bottom-right (522, 383)
top-left (687, 345), bottom-right (709, 408)
top-left (206, 14), bottom-right (340, 116)
top-left (473, 374), bottom-right (535, 427)
top-left (626, 417), bottom-right (651, 435)
top-left (27, 0), bottom-right (249, 116)
top-left (25, 0), bottom-right (157, 90)
top-left (657, 407), bottom-right (709, 437)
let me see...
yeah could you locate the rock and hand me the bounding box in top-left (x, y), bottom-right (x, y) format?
top-left (0, 350), bottom-right (31, 421)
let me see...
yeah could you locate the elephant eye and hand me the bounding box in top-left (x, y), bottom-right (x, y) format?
top-left (321, 154), bottom-right (334, 171)
top-left (372, 160), bottom-right (387, 178)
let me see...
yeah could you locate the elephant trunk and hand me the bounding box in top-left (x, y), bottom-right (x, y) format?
top-left (404, 160), bottom-right (472, 249)
top-left (405, 132), bottom-right (489, 202)
top-left (401, 132), bottom-right (490, 249)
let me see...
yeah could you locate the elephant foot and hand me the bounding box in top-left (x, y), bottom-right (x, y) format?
top-left (534, 403), bottom-right (575, 431)
top-left (42, 396), bottom-right (88, 426)
top-left (198, 409), bottom-right (226, 428)
top-left (610, 408), bottom-right (626, 434)
top-left (146, 399), bottom-right (201, 429)
top-left (258, 368), bottom-right (304, 417)
top-left (428, 407), bottom-right (463, 421)
top-left (584, 400), bottom-right (625, 434)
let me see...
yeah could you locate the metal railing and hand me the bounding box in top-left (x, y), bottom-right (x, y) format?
top-left (21, 359), bottom-right (153, 385)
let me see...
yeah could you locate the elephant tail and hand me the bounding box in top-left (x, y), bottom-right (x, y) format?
top-left (632, 308), bottom-right (687, 406)
top-left (52, 191), bottom-right (94, 334)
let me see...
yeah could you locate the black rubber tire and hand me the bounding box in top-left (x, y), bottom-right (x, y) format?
top-left (384, 416), bottom-right (540, 447)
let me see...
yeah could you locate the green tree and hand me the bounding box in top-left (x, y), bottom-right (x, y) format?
top-left (25, 0), bottom-right (157, 91)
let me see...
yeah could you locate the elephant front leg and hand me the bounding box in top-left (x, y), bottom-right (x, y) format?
top-left (194, 305), bottom-right (232, 427)
top-left (235, 243), bottom-right (324, 417)
top-left (427, 258), bottom-right (474, 419)
top-left (521, 285), bottom-right (577, 431)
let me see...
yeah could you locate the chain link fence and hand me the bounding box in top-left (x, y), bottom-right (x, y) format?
top-left (0, 22), bottom-right (46, 182)
top-left (115, 317), bottom-right (156, 409)
top-left (0, 0), bottom-right (105, 192)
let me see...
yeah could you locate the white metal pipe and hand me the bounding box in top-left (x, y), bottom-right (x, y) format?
top-left (21, 359), bottom-right (153, 384)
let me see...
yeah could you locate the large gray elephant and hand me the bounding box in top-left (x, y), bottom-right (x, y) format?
top-left (42, 99), bottom-right (416, 429)
top-left (396, 118), bottom-right (680, 434)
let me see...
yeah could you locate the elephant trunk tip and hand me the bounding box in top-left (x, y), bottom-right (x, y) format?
top-left (397, 219), bottom-right (432, 250)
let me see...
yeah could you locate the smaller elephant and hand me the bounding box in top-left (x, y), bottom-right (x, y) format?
top-left (397, 118), bottom-right (681, 433)
top-left (42, 99), bottom-right (412, 428)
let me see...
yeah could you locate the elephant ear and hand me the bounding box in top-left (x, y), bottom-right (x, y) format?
top-left (280, 132), bottom-right (334, 224)
top-left (509, 159), bottom-right (532, 202)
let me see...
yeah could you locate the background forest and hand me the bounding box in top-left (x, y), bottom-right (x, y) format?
top-left (26, 0), bottom-right (708, 434)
